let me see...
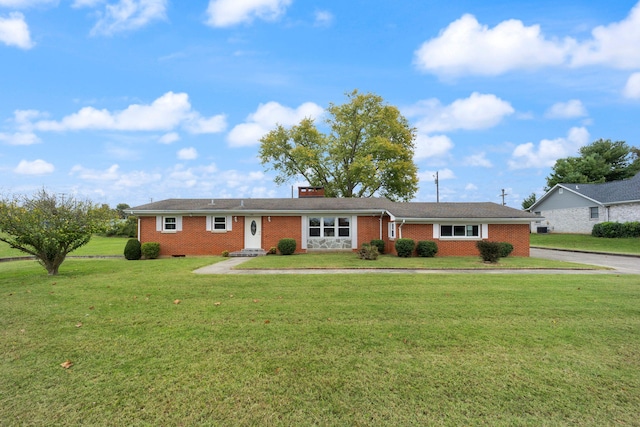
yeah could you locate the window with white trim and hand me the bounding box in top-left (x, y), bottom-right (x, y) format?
top-left (388, 222), bottom-right (396, 240)
top-left (440, 224), bottom-right (480, 238)
top-left (590, 207), bottom-right (599, 219)
top-left (308, 217), bottom-right (350, 237)
top-left (213, 216), bottom-right (227, 231)
top-left (164, 217), bottom-right (177, 231)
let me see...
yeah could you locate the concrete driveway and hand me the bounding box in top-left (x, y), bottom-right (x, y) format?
top-left (531, 248), bottom-right (640, 274)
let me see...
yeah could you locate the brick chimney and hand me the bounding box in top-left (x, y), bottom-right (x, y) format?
top-left (298, 186), bottom-right (325, 198)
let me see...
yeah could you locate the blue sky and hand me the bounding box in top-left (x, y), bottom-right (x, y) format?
top-left (2, 0), bottom-right (640, 208)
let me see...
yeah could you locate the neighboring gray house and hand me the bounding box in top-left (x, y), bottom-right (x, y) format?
top-left (528, 172), bottom-right (640, 234)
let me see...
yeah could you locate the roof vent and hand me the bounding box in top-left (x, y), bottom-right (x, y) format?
top-left (240, 200), bottom-right (244, 207)
top-left (575, 185), bottom-right (579, 189)
top-left (210, 199), bottom-right (215, 205)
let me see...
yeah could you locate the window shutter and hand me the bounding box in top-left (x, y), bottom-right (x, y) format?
top-left (156, 216), bottom-right (162, 231)
top-left (176, 216), bottom-right (183, 232)
top-left (351, 215), bottom-right (358, 249)
top-left (226, 216), bottom-right (232, 231)
top-left (206, 216), bottom-right (212, 231)
top-left (432, 223), bottom-right (439, 239)
top-left (301, 215), bottom-right (307, 249)
top-left (482, 224), bottom-right (489, 239)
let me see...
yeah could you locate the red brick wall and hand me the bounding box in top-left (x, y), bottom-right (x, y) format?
top-left (139, 216), bottom-right (244, 256)
top-left (140, 215), bottom-right (530, 257)
top-left (262, 216), bottom-right (303, 254)
top-left (389, 223), bottom-right (530, 257)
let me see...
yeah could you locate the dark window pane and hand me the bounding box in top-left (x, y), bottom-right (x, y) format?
top-left (309, 217), bottom-right (320, 227)
top-left (309, 228), bottom-right (320, 237)
top-left (324, 228), bottom-right (335, 237)
top-left (454, 226), bottom-right (466, 236)
top-left (441, 225), bottom-right (452, 236)
top-left (338, 228), bottom-right (350, 237)
top-left (338, 217), bottom-right (350, 226)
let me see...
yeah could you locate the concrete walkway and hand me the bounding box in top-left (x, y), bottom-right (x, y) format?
top-left (193, 249), bottom-right (640, 275)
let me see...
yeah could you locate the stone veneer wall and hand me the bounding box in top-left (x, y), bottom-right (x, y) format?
top-left (307, 237), bottom-right (352, 250)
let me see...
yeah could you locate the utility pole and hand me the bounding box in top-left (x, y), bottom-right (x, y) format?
top-left (434, 171), bottom-right (439, 203)
top-left (499, 188), bottom-right (508, 206)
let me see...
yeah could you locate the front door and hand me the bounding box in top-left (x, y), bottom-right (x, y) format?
top-left (244, 216), bottom-right (262, 249)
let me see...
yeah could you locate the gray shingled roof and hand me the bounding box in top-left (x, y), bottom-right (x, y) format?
top-left (559, 172), bottom-right (640, 204)
top-left (129, 198), bottom-right (538, 221)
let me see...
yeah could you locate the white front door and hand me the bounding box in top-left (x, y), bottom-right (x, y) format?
top-left (244, 216), bottom-right (262, 249)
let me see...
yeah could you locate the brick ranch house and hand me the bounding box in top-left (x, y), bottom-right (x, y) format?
top-left (127, 188), bottom-right (539, 257)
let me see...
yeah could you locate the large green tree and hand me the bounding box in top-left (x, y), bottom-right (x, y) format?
top-left (0, 189), bottom-right (115, 275)
top-left (545, 139), bottom-right (640, 189)
top-left (259, 90), bottom-right (419, 201)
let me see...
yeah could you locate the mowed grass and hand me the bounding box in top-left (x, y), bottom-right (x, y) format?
top-left (0, 235), bottom-right (129, 258)
top-left (239, 252), bottom-right (602, 270)
top-left (2, 258), bottom-right (639, 425)
top-left (531, 233), bottom-right (640, 255)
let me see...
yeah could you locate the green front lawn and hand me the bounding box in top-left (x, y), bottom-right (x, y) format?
top-left (531, 233), bottom-right (640, 254)
top-left (2, 258), bottom-right (638, 425)
top-left (239, 252), bottom-right (602, 270)
top-left (0, 235), bottom-right (129, 258)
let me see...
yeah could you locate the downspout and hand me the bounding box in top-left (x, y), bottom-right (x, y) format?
top-left (398, 219), bottom-right (405, 239)
top-left (137, 217), bottom-right (141, 241)
top-left (379, 211), bottom-right (385, 240)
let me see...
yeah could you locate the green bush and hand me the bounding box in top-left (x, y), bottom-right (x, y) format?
top-left (476, 241), bottom-right (501, 263)
top-left (623, 221), bottom-right (640, 238)
top-left (221, 250), bottom-right (230, 257)
top-left (370, 239), bottom-right (385, 254)
top-left (268, 247), bottom-right (277, 255)
top-left (416, 240), bottom-right (438, 257)
top-left (591, 221), bottom-right (640, 238)
top-left (395, 238), bottom-right (415, 258)
top-left (592, 222), bottom-right (624, 238)
top-left (141, 242), bottom-right (160, 259)
top-left (277, 238), bottom-right (297, 255)
top-left (498, 242), bottom-right (514, 258)
top-left (358, 243), bottom-right (379, 260)
top-left (124, 239), bottom-right (142, 260)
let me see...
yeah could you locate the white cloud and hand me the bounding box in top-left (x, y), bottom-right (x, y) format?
top-left (571, 2), bottom-right (640, 69)
top-left (545, 99), bottom-right (588, 119)
top-left (314, 10), bottom-right (333, 27)
top-left (183, 114), bottom-right (227, 134)
top-left (414, 14), bottom-right (570, 76)
top-left (508, 126), bottom-right (590, 169)
top-left (70, 163), bottom-right (120, 180)
top-left (30, 92), bottom-right (226, 135)
top-left (206, 0), bottom-right (292, 28)
top-left (177, 147), bottom-right (197, 160)
top-left (70, 163), bottom-right (161, 188)
top-left (623, 72), bottom-right (640, 99)
top-left (465, 183), bottom-right (478, 191)
top-left (71, 0), bottom-right (103, 7)
top-left (406, 92), bottom-right (514, 133)
top-left (414, 134), bottom-right (453, 160)
top-left (0, 0), bottom-right (56, 7)
top-left (0, 131), bottom-right (40, 145)
top-left (227, 101), bottom-right (323, 147)
top-left (463, 152), bottom-right (493, 167)
top-left (0, 12), bottom-right (34, 49)
top-left (14, 159), bottom-right (54, 175)
top-left (158, 131), bottom-right (179, 144)
top-left (89, 0), bottom-right (167, 36)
